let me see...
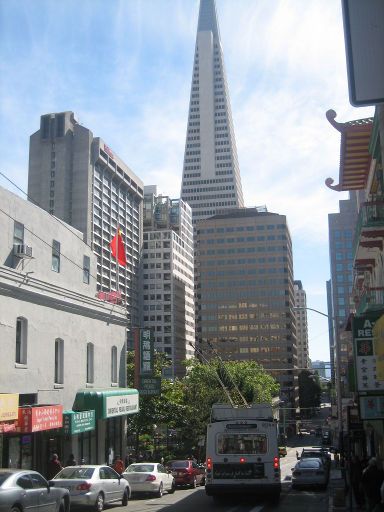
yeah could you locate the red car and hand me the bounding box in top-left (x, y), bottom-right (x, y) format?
top-left (168, 460), bottom-right (205, 488)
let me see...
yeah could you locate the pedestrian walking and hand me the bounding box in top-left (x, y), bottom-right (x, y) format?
top-left (47, 453), bottom-right (63, 479)
top-left (112, 455), bottom-right (124, 475)
top-left (361, 457), bottom-right (384, 512)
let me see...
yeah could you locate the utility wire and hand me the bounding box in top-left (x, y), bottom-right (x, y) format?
top-left (205, 339), bottom-right (249, 407)
top-left (189, 341), bottom-right (236, 407)
top-left (0, 171), bottom-right (90, 247)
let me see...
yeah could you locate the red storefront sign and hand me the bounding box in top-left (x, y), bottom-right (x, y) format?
top-left (17, 405), bottom-right (63, 433)
top-left (0, 421), bottom-right (17, 433)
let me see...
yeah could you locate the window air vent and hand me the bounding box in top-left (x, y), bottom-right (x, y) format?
top-left (13, 244), bottom-right (33, 258)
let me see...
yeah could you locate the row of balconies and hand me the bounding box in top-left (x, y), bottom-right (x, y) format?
top-left (353, 198), bottom-right (384, 314)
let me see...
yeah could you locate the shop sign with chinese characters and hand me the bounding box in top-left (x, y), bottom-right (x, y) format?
top-left (140, 329), bottom-right (154, 375)
top-left (0, 393), bottom-right (19, 421)
top-left (353, 312), bottom-right (384, 391)
top-left (104, 394), bottom-right (139, 418)
top-left (360, 396), bottom-right (384, 420)
top-left (17, 405), bottom-right (63, 433)
top-left (64, 410), bottom-right (95, 435)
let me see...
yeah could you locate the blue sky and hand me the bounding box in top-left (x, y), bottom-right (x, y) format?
top-left (0, 0), bottom-right (374, 361)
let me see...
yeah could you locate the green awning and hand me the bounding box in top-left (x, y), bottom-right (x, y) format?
top-left (73, 388), bottom-right (139, 420)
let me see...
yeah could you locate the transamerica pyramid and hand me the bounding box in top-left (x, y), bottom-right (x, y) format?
top-left (180, 0), bottom-right (244, 224)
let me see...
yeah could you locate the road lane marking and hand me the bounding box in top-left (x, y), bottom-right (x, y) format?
top-left (249, 506), bottom-right (264, 512)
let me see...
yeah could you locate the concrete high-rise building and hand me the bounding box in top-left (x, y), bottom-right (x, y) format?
top-left (180, 0), bottom-right (244, 224)
top-left (28, 111), bottom-right (143, 330)
top-left (142, 186), bottom-right (195, 378)
top-left (196, 208), bottom-right (298, 406)
top-left (294, 280), bottom-right (310, 369)
top-left (328, 193), bottom-right (358, 389)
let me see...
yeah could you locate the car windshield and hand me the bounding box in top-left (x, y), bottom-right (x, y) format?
top-left (169, 461), bottom-right (189, 468)
top-left (126, 464), bottom-right (154, 473)
top-left (0, 473), bottom-right (12, 486)
top-left (54, 468), bottom-right (95, 479)
top-left (299, 460), bottom-right (321, 469)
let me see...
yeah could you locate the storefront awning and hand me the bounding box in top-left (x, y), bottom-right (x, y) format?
top-left (73, 388), bottom-right (139, 420)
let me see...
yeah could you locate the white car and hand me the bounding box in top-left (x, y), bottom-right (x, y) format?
top-left (50, 465), bottom-right (130, 511)
top-left (122, 463), bottom-right (175, 497)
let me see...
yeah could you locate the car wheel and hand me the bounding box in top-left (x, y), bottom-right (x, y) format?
top-left (122, 489), bottom-right (129, 506)
top-left (156, 482), bottom-right (163, 498)
top-left (168, 480), bottom-right (176, 494)
top-left (191, 476), bottom-right (197, 488)
top-left (95, 493), bottom-right (104, 512)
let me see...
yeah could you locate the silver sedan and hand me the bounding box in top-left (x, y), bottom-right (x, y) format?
top-left (50, 465), bottom-right (130, 511)
top-left (291, 458), bottom-right (328, 490)
top-left (122, 463), bottom-right (175, 497)
top-left (0, 469), bottom-right (70, 512)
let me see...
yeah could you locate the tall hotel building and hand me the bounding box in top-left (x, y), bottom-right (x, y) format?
top-left (293, 280), bottom-right (310, 369)
top-left (28, 112), bottom-right (143, 329)
top-left (142, 186), bottom-right (195, 378)
top-left (180, 0), bottom-right (244, 223)
top-left (195, 209), bottom-right (298, 405)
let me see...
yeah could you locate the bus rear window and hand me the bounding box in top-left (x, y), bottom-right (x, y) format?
top-left (217, 433), bottom-right (268, 455)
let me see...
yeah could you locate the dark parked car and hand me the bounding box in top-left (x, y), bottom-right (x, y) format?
top-left (0, 469), bottom-right (70, 512)
top-left (167, 460), bottom-right (205, 488)
top-left (300, 448), bottom-right (331, 471)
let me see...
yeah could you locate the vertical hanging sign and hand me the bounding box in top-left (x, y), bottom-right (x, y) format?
top-left (140, 328), bottom-right (154, 375)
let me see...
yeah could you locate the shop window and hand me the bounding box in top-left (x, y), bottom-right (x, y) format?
top-left (15, 317), bottom-right (28, 365)
top-left (54, 338), bottom-right (64, 385)
top-left (87, 343), bottom-right (94, 384)
top-left (111, 346), bottom-right (118, 384)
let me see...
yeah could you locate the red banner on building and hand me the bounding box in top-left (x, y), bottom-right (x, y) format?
top-left (0, 421), bottom-right (17, 433)
top-left (17, 405), bottom-right (63, 433)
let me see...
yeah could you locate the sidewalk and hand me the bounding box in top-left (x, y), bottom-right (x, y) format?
top-left (328, 462), bottom-right (360, 512)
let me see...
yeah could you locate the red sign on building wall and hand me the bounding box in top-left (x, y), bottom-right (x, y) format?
top-left (17, 405), bottom-right (63, 433)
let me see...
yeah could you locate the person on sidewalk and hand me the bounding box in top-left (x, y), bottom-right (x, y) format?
top-left (47, 453), bottom-right (63, 479)
top-left (362, 457), bottom-right (384, 512)
top-left (112, 455), bottom-right (124, 475)
top-left (350, 454), bottom-right (364, 509)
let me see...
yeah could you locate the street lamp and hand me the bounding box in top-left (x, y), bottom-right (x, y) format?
top-left (293, 306), bottom-right (343, 451)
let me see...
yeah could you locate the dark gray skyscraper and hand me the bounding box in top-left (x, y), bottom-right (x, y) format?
top-left (180, 0), bottom-right (244, 224)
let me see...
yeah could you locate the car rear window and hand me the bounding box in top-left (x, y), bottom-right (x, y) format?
top-left (54, 468), bottom-right (94, 479)
top-left (299, 460), bottom-right (321, 468)
top-left (169, 461), bottom-right (189, 468)
top-left (126, 465), bottom-right (154, 473)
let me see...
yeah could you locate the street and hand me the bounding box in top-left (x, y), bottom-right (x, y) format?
top-left (106, 440), bottom-right (331, 512)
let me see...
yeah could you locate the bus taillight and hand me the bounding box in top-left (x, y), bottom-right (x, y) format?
top-left (206, 457), bottom-right (212, 470)
top-left (273, 456), bottom-right (279, 469)
top-left (239, 457), bottom-right (246, 463)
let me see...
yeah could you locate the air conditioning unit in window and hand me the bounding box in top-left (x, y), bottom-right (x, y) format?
top-left (13, 244), bottom-right (33, 258)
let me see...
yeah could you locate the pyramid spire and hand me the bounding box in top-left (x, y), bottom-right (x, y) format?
top-left (197, 0), bottom-right (220, 38)
top-left (180, 0), bottom-right (244, 224)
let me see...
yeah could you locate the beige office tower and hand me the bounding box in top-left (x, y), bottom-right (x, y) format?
top-left (180, 0), bottom-right (244, 224)
top-left (195, 208), bottom-right (299, 408)
top-left (294, 281), bottom-right (310, 369)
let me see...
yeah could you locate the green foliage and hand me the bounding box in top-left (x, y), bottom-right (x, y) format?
top-left (126, 351), bottom-right (280, 459)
